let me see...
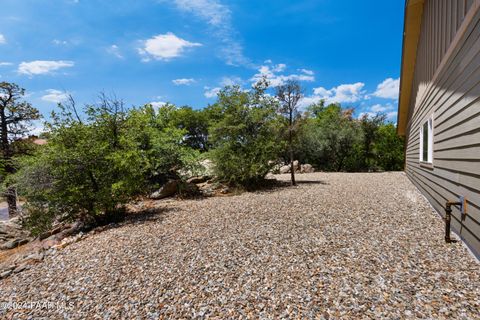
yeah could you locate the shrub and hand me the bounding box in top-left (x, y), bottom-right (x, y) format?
top-left (209, 82), bottom-right (284, 187)
top-left (15, 99), bottom-right (196, 234)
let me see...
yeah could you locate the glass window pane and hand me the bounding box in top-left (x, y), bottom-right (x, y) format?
top-left (423, 122), bottom-right (429, 162)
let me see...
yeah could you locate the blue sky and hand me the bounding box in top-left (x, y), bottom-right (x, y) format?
top-left (0, 0), bottom-right (404, 124)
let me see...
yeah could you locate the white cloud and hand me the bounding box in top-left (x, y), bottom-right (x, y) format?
top-left (386, 111), bottom-right (398, 120)
top-left (297, 96), bottom-right (323, 110)
top-left (299, 68), bottom-right (314, 75)
top-left (172, 78), bottom-right (196, 86)
top-left (220, 76), bottom-right (242, 87)
top-left (370, 104), bottom-right (389, 113)
top-left (41, 89), bottom-right (70, 103)
top-left (0, 34), bottom-right (5, 44)
top-left (18, 60), bottom-right (74, 76)
top-left (312, 82), bottom-right (366, 104)
top-left (166, 0), bottom-right (249, 66)
top-left (0, 62), bottom-right (12, 67)
top-left (52, 39), bottom-right (68, 46)
top-left (107, 44), bottom-right (124, 59)
top-left (357, 112), bottom-right (376, 119)
top-left (138, 33), bottom-right (201, 61)
top-left (250, 62), bottom-right (315, 87)
top-left (358, 104), bottom-right (398, 121)
top-left (297, 82), bottom-right (366, 110)
top-left (367, 103), bottom-right (395, 114)
top-left (171, 0), bottom-right (230, 26)
top-left (273, 64), bottom-right (286, 72)
top-left (204, 86), bottom-right (221, 99)
top-left (372, 77), bottom-right (400, 99)
top-left (149, 101), bottom-right (167, 108)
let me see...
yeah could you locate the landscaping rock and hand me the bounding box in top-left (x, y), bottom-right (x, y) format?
top-left (187, 176), bottom-right (209, 184)
top-left (0, 237), bottom-right (29, 250)
top-left (150, 180), bottom-right (179, 199)
top-left (13, 264), bottom-right (29, 273)
top-left (0, 269), bottom-right (12, 279)
top-left (300, 164), bottom-right (315, 173)
top-left (199, 159), bottom-right (215, 177)
top-left (293, 160), bottom-right (300, 172)
top-left (279, 165), bottom-right (290, 174)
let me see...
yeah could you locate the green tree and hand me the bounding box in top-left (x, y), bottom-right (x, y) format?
top-left (168, 106), bottom-right (211, 152)
top-left (275, 80), bottom-right (303, 186)
top-left (0, 82), bottom-right (40, 216)
top-left (299, 103), bottom-right (362, 171)
top-left (15, 96), bottom-right (195, 234)
top-left (359, 113), bottom-right (386, 171)
top-left (209, 81), bottom-right (283, 187)
top-left (373, 123), bottom-right (405, 171)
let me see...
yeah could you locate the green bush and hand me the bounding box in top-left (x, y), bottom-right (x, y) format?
top-left (15, 100), bottom-right (196, 234)
top-left (295, 102), bottom-right (404, 172)
top-left (209, 83), bottom-right (284, 187)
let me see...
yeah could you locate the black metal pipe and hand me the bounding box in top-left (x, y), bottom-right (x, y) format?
top-left (445, 201), bottom-right (461, 243)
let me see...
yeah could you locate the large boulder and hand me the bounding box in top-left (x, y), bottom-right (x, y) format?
top-left (301, 164), bottom-right (315, 174)
top-left (293, 160), bottom-right (300, 172)
top-left (150, 180), bottom-right (179, 200)
top-left (178, 159), bottom-right (215, 179)
top-left (279, 165), bottom-right (291, 174)
top-left (0, 218), bottom-right (30, 250)
top-left (199, 159), bottom-right (214, 177)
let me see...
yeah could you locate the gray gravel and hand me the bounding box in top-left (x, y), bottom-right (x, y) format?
top-left (1, 172), bottom-right (479, 319)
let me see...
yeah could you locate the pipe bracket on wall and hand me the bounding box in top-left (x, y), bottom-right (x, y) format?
top-left (459, 196), bottom-right (467, 221)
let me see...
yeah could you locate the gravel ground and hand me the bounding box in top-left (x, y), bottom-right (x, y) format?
top-left (1, 172), bottom-right (479, 319)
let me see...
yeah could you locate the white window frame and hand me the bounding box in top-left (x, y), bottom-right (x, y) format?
top-left (419, 115), bottom-right (434, 164)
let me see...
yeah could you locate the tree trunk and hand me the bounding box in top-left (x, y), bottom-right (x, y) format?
top-left (289, 109), bottom-right (296, 186)
top-left (6, 187), bottom-right (17, 217)
top-left (0, 105), bottom-right (16, 217)
top-left (289, 148), bottom-right (296, 186)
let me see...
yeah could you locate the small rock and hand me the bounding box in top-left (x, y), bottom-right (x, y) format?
top-left (0, 269), bottom-right (12, 279)
top-left (187, 176), bottom-right (209, 184)
top-left (13, 264), bottom-right (29, 273)
top-left (1, 239), bottom-right (20, 250)
top-left (220, 187), bottom-right (230, 194)
top-left (150, 180), bottom-right (179, 200)
top-left (23, 252), bottom-right (44, 263)
top-left (18, 239), bottom-right (29, 246)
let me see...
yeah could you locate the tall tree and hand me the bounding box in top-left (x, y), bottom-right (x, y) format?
top-left (360, 113), bottom-right (386, 171)
top-left (0, 82), bottom-right (40, 216)
top-left (275, 80), bottom-right (303, 186)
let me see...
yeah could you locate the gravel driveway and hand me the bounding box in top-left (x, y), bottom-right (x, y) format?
top-left (1, 172), bottom-right (479, 319)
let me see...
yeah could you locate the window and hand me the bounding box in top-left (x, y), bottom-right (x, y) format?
top-left (419, 116), bottom-right (433, 163)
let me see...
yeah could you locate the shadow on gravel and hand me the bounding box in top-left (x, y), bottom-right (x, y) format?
top-left (97, 207), bottom-right (174, 233)
top-left (295, 180), bottom-right (329, 185)
top-left (253, 178), bottom-right (329, 194)
top-left (124, 207), bottom-right (172, 224)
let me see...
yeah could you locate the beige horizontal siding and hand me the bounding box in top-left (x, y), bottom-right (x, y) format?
top-left (405, 0), bottom-right (480, 257)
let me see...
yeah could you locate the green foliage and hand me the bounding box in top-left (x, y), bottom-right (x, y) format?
top-left (168, 106), bottom-right (211, 151)
top-left (209, 83), bottom-right (283, 186)
top-left (15, 98), bottom-right (197, 234)
top-left (0, 82), bottom-right (40, 189)
top-left (12, 84), bottom-right (405, 235)
top-left (298, 103), bottom-right (363, 171)
top-left (296, 101), bottom-right (404, 172)
top-left (373, 123), bottom-right (405, 171)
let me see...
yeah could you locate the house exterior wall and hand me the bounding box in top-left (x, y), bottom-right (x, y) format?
top-left (404, 0), bottom-right (480, 257)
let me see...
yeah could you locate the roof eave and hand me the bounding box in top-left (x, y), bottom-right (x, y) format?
top-left (397, 0), bottom-right (425, 136)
